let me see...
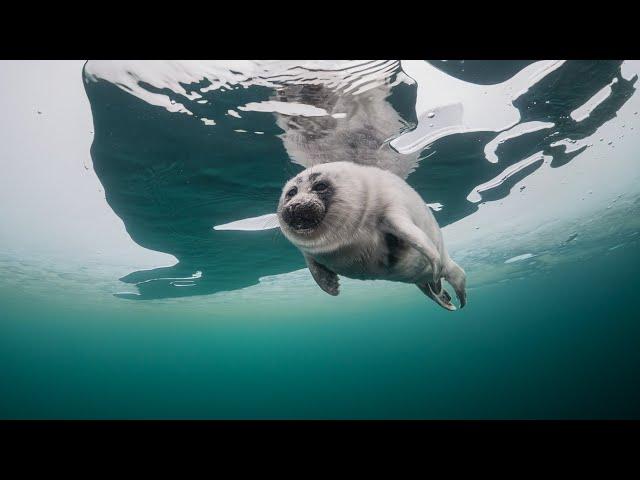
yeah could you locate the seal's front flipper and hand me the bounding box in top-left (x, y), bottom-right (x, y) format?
top-left (304, 254), bottom-right (340, 296)
top-left (417, 280), bottom-right (456, 311)
top-left (382, 214), bottom-right (442, 281)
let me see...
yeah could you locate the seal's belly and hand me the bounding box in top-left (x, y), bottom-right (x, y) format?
top-left (313, 232), bottom-right (431, 283)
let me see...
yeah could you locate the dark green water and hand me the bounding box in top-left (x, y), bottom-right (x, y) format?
top-left (1, 243), bottom-right (638, 419)
top-left (1, 60), bottom-right (639, 418)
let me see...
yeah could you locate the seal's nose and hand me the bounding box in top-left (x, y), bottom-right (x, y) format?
top-left (283, 201), bottom-right (324, 230)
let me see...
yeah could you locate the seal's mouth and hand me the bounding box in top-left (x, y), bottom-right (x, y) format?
top-left (291, 226), bottom-right (317, 235)
top-left (282, 201), bottom-right (325, 234)
top-left (290, 217), bottom-right (322, 233)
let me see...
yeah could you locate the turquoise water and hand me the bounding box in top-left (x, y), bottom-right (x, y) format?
top-left (1, 60), bottom-right (639, 418)
top-left (2, 243), bottom-right (639, 419)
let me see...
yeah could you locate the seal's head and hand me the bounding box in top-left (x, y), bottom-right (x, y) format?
top-left (277, 168), bottom-right (335, 237)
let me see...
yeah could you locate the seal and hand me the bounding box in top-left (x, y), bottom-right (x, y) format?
top-left (277, 161), bottom-right (467, 310)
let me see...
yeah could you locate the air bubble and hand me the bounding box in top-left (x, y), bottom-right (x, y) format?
top-left (427, 112), bottom-right (435, 118)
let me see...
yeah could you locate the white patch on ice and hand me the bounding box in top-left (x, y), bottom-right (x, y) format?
top-left (213, 213), bottom-right (280, 231)
top-left (570, 78), bottom-right (618, 122)
top-left (238, 101), bottom-right (330, 117)
top-left (484, 121), bottom-right (554, 164)
top-left (504, 253), bottom-right (535, 264)
top-left (467, 152), bottom-right (549, 203)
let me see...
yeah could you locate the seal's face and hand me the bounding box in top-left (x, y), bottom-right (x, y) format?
top-left (277, 170), bottom-right (334, 236)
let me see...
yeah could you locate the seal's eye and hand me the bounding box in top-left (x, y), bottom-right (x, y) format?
top-left (286, 187), bottom-right (298, 198)
top-left (312, 182), bottom-right (328, 192)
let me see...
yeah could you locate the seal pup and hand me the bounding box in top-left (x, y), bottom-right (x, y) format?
top-left (276, 161), bottom-right (467, 310)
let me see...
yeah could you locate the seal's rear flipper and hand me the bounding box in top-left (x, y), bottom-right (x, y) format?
top-left (444, 259), bottom-right (467, 309)
top-left (417, 280), bottom-right (456, 311)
